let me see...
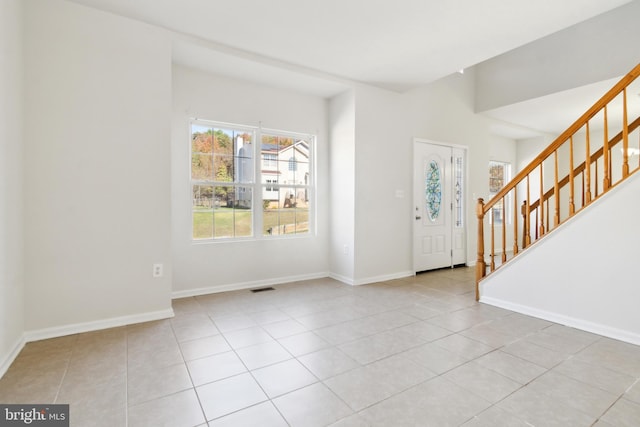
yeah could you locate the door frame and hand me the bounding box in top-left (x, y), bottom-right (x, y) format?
top-left (412, 138), bottom-right (469, 273)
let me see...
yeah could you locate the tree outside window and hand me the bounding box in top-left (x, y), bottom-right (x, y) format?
top-left (191, 120), bottom-right (314, 240)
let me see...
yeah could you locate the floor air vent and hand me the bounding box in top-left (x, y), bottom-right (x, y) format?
top-left (250, 287), bottom-right (275, 293)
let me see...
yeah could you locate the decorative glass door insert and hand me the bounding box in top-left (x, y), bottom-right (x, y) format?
top-left (425, 160), bottom-right (442, 222)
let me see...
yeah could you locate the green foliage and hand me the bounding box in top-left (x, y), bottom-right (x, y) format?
top-left (215, 186), bottom-right (230, 201)
top-left (192, 208), bottom-right (252, 239)
top-left (214, 129), bottom-right (231, 151)
top-left (193, 207), bottom-right (309, 239)
top-left (261, 134), bottom-right (295, 148)
top-left (192, 128), bottom-right (235, 181)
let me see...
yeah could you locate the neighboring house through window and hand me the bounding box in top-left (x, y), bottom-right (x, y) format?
top-left (261, 132), bottom-right (311, 236)
top-left (288, 157), bottom-right (297, 171)
top-left (191, 120), bottom-right (314, 240)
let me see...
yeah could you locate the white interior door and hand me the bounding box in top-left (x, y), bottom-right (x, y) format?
top-left (413, 140), bottom-right (466, 272)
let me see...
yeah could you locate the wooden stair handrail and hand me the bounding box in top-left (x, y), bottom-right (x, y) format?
top-left (529, 115), bottom-right (640, 211)
top-left (477, 62), bottom-right (640, 299)
top-left (482, 64), bottom-right (640, 214)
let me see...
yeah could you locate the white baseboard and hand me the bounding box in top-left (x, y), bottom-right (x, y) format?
top-left (1, 308), bottom-right (174, 379)
top-left (174, 270), bottom-right (416, 297)
top-left (0, 334), bottom-right (26, 379)
top-left (23, 308), bottom-right (175, 343)
top-left (172, 272), bottom-right (330, 299)
top-left (352, 271), bottom-right (415, 286)
top-left (328, 272), bottom-right (354, 286)
top-left (480, 296), bottom-right (640, 346)
top-left (329, 271), bottom-right (415, 287)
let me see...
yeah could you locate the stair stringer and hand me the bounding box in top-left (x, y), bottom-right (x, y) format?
top-left (479, 171), bottom-right (640, 345)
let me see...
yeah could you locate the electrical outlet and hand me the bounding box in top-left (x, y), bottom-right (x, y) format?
top-left (153, 263), bottom-right (163, 278)
top-left (343, 244), bottom-right (349, 255)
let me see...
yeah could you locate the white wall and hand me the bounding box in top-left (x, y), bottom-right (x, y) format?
top-left (516, 136), bottom-right (552, 172)
top-left (3, 0), bottom-right (525, 350)
top-left (0, 0), bottom-right (25, 375)
top-left (481, 171), bottom-right (640, 345)
top-left (171, 58), bottom-right (518, 290)
top-left (328, 91), bottom-right (356, 283)
top-left (171, 66), bottom-right (330, 295)
top-left (23, 0), bottom-right (173, 333)
top-left (341, 69), bottom-right (516, 284)
top-left (488, 135), bottom-right (518, 254)
top-left (404, 71), bottom-right (509, 271)
top-left (353, 86), bottom-right (411, 282)
top-left (489, 137), bottom-right (518, 177)
top-left (475, 1), bottom-right (640, 112)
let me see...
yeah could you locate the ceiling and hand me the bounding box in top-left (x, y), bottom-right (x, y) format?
top-left (68, 0), bottom-right (634, 136)
top-left (484, 77), bottom-right (625, 139)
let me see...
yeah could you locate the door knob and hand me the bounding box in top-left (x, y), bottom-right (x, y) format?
top-left (416, 216), bottom-right (422, 220)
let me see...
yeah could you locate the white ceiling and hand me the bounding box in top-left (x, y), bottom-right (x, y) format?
top-left (69, 0), bottom-right (629, 89)
top-left (485, 73), bottom-right (640, 140)
top-left (485, 77), bottom-right (622, 139)
top-left (68, 0), bottom-right (634, 135)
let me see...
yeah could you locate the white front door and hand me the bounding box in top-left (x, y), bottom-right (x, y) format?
top-left (413, 140), bottom-right (466, 272)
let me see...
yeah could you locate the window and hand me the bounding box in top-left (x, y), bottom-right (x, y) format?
top-left (261, 132), bottom-right (311, 236)
top-left (454, 155), bottom-right (464, 227)
top-left (489, 160), bottom-right (511, 224)
top-left (263, 153), bottom-right (277, 168)
top-left (191, 122), bottom-right (254, 239)
top-left (191, 120), bottom-right (314, 240)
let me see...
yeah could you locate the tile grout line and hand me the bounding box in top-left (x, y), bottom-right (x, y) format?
top-left (13, 269), bottom-right (640, 426)
top-left (168, 313), bottom-right (208, 426)
top-left (51, 334), bottom-right (77, 405)
top-left (205, 308), bottom-right (287, 425)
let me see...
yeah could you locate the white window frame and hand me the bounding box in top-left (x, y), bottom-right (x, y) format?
top-left (190, 119), bottom-right (316, 242)
top-left (259, 128), bottom-right (315, 238)
top-left (263, 153), bottom-right (277, 168)
top-left (488, 160), bottom-right (512, 224)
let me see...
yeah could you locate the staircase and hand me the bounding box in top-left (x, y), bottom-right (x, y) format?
top-left (476, 63), bottom-right (640, 300)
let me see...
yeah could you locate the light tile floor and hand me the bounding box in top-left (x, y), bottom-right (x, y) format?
top-left (1, 267), bottom-right (640, 426)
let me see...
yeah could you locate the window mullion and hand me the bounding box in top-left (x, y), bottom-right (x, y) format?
top-left (254, 128), bottom-right (264, 240)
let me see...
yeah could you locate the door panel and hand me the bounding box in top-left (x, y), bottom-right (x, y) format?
top-left (413, 140), bottom-right (466, 272)
top-left (421, 236), bottom-right (433, 254)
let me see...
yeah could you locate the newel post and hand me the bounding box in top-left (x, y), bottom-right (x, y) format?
top-left (475, 198), bottom-right (485, 302)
